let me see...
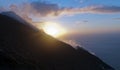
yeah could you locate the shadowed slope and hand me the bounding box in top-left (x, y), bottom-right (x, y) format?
top-left (0, 12), bottom-right (114, 70)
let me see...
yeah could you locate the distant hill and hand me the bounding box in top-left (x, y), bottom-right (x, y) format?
top-left (0, 11), bottom-right (115, 70)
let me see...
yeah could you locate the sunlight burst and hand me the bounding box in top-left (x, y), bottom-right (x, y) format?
top-left (42, 22), bottom-right (66, 38)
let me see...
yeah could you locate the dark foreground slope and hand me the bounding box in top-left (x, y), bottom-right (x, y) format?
top-left (0, 12), bottom-right (114, 70)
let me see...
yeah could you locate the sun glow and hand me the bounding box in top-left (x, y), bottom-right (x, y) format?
top-left (42, 22), bottom-right (67, 38)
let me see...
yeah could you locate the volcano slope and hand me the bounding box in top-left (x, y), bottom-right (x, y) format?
top-left (0, 12), bottom-right (115, 70)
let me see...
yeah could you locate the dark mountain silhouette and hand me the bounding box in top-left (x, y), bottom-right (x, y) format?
top-left (0, 11), bottom-right (115, 70)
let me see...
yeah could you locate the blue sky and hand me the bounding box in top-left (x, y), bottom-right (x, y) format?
top-left (0, 0), bottom-right (120, 35)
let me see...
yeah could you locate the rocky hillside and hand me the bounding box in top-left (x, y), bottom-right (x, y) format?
top-left (0, 12), bottom-right (114, 70)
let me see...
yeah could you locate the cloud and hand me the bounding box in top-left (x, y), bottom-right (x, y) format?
top-left (29, 3), bottom-right (120, 16)
top-left (0, 7), bottom-right (6, 13)
top-left (75, 20), bottom-right (88, 25)
top-left (83, 20), bottom-right (88, 22)
top-left (113, 18), bottom-right (120, 20)
top-left (1, 1), bottom-right (120, 19)
top-left (7, 2), bottom-right (120, 17)
top-left (62, 5), bottom-right (120, 14)
top-left (83, 5), bottom-right (120, 13)
top-left (61, 39), bottom-right (81, 48)
top-left (8, 3), bottom-right (34, 22)
top-left (30, 2), bottom-right (61, 16)
top-left (75, 0), bottom-right (89, 4)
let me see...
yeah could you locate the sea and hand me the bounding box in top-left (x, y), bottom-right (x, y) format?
top-left (68, 32), bottom-right (120, 70)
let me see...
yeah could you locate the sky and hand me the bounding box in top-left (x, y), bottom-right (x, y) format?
top-left (0, 0), bottom-right (120, 35)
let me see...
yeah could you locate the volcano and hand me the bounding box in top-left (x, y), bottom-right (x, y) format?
top-left (0, 12), bottom-right (114, 70)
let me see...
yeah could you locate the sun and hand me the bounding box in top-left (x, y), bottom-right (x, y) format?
top-left (42, 22), bottom-right (66, 38)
